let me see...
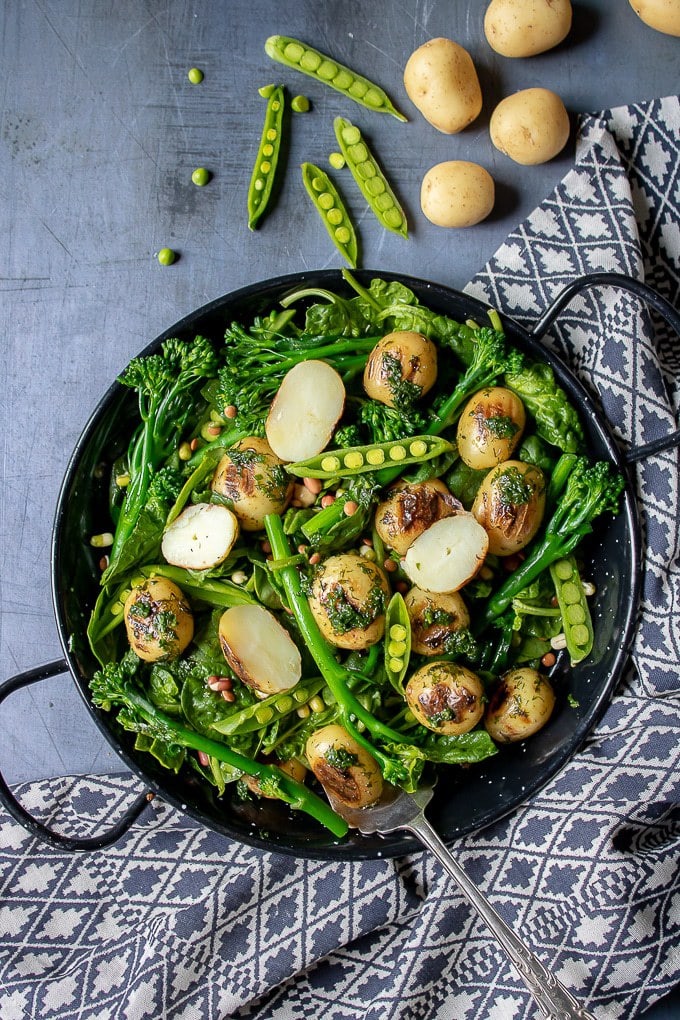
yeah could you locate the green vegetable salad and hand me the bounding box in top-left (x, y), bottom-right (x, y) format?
top-left (87, 271), bottom-right (624, 838)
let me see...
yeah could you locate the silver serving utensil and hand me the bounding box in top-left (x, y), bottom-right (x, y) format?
top-left (323, 780), bottom-right (596, 1020)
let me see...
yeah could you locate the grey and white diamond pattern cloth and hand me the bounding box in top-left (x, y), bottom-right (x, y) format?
top-left (1, 97), bottom-right (679, 1020)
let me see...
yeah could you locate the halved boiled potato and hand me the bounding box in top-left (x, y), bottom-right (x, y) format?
top-left (161, 503), bottom-right (239, 570)
top-left (403, 514), bottom-right (488, 593)
top-left (218, 604), bottom-right (302, 696)
top-left (266, 360), bottom-right (345, 462)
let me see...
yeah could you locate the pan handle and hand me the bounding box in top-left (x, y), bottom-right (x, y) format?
top-left (528, 271), bottom-right (680, 463)
top-left (0, 660), bottom-right (154, 852)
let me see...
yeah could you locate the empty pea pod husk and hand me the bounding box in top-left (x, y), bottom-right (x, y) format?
top-left (264, 35), bottom-right (407, 122)
top-left (333, 116), bottom-right (408, 238)
top-left (300, 162), bottom-right (359, 268)
top-left (248, 84), bottom-right (286, 230)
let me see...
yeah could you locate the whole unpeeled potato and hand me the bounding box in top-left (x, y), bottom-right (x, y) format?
top-left (490, 88), bottom-right (570, 165)
top-left (421, 161), bottom-right (495, 228)
top-left (629, 0), bottom-right (680, 35)
top-left (484, 0), bottom-right (572, 57)
top-left (403, 38), bottom-right (482, 134)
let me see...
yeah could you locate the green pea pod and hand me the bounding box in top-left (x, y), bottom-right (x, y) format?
top-left (384, 593), bottom-right (411, 693)
top-left (301, 162), bottom-right (358, 268)
top-left (248, 85), bottom-right (286, 230)
top-left (211, 677), bottom-right (326, 736)
top-left (265, 35), bottom-right (407, 122)
top-left (333, 117), bottom-right (408, 238)
top-left (549, 557), bottom-right (594, 665)
top-left (286, 434), bottom-right (453, 479)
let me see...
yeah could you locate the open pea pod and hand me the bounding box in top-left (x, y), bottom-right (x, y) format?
top-left (384, 593), bottom-right (412, 693)
top-left (286, 434), bottom-right (454, 479)
top-left (211, 677), bottom-right (326, 736)
top-left (549, 557), bottom-right (594, 665)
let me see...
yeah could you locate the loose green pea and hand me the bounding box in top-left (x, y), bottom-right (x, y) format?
top-left (191, 167), bottom-right (210, 186)
top-left (300, 162), bottom-right (358, 268)
top-left (188, 67), bottom-right (204, 84)
top-left (157, 247), bottom-right (176, 266)
top-left (329, 152), bottom-right (346, 170)
top-left (291, 94), bottom-right (311, 113)
top-left (333, 116), bottom-right (408, 238)
top-left (264, 34), bottom-right (407, 121)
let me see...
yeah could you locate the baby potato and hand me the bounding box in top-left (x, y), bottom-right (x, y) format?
top-left (363, 331), bottom-right (438, 408)
top-left (405, 661), bottom-right (484, 735)
top-left (241, 758), bottom-right (307, 799)
top-left (629, 0), bottom-right (680, 35)
top-left (308, 553), bottom-right (390, 650)
top-left (218, 603), bottom-right (302, 696)
top-left (421, 161), bottom-right (495, 228)
top-left (306, 724), bottom-right (383, 808)
top-left (404, 587), bottom-right (470, 657)
top-left (124, 576), bottom-right (194, 662)
top-left (457, 387), bottom-right (526, 470)
top-left (211, 436), bottom-right (293, 531)
top-left (374, 478), bottom-right (461, 556)
top-left (472, 460), bottom-right (546, 556)
top-left (490, 88), bottom-right (570, 166)
top-left (403, 37), bottom-right (482, 134)
top-left (484, 0), bottom-right (572, 57)
top-left (485, 667), bottom-right (555, 743)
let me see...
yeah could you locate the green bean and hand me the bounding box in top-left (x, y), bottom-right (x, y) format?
top-left (333, 117), bottom-right (408, 238)
top-left (264, 35), bottom-right (407, 122)
top-left (384, 593), bottom-right (411, 692)
top-left (248, 85), bottom-right (286, 230)
top-left (286, 434), bottom-right (453, 479)
top-left (300, 162), bottom-right (358, 268)
top-left (211, 677), bottom-right (326, 736)
top-left (549, 556), bottom-right (594, 665)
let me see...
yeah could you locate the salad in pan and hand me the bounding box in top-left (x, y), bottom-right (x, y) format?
top-left (87, 271), bottom-right (624, 838)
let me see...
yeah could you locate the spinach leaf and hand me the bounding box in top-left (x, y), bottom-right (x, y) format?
top-left (505, 361), bottom-right (584, 453)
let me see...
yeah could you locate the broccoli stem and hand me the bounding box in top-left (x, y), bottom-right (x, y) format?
top-left (264, 514), bottom-right (411, 746)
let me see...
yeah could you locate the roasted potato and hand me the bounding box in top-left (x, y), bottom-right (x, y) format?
top-left (374, 478), bottom-right (461, 556)
top-left (363, 331), bottom-right (438, 408)
top-left (403, 37), bottom-right (482, 134)
top-left (405, 661), bottom-right (484, 735)
top-left (485, 667), bottom-right (555, 743)
top-left (123, 576), bottom-right (194, 662)
top-left (308, 553), bottom-right (390, 650)
top-left (218, 603), bottom-right (302, 696)
top-left (472, 460), bottom-right (546, 556)
top-left (403, 514), bottom-right (489, 593)
top-left (456, 387), bottom-right (526, 469)
top-left (404, 587), bottom-right (471, 657)
top-left (211, 436), bottom-right (293, 531)
top-left (266, 360), bottom-right (346, 462)
top-left (306, 724), bottom-right (383, 808)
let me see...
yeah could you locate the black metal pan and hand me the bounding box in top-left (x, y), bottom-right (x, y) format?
top-left (1, 269), bottom-right (679, 859)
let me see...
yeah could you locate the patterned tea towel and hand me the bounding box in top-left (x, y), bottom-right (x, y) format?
top-left (1, 97), bottom-right (679, 1020)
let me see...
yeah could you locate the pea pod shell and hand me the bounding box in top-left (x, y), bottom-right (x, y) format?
top-left (333, 117), bottom-right (408, 238)
top-left (211, 678), bottom-right (326, 736)
top-left (265, 35), bottom-right (407, 122)
top-left (549, 557), bottom-right (594, 665)
top-left (286, 434), bottom-right (454, 479)
top-left (248, 85), bottom-right (286, 230)
top-left (301, 162), bottom-right (358, 268)
top-left (384, 593), bottom-right (412, 692)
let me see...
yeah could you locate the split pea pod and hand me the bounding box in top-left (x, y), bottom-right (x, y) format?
top-left (549, 557), bottom-right (594, 665)
top-left (286, 434), bottom-right (454, 479)
top-left (248, 85), bottom-right (285, 230)
top-left (265, 35), bottom-right (407, 122)
top-left (301, 162), bottom-right (358, 268)
top-left (211, 677), bottom-right (326, 736)
top-left (333, 117), bottom-right (408, 238)
top-left (384, 593), bottom-right (412, 692)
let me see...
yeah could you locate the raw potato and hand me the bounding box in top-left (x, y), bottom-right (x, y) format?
top-left (218, 603), bottom-right (302, 696)
top-left (403, 514), bottom-right (489, 593)
top-left (306, 724), bottom-right (383, 808)
top-left (403, 37), bottom-right (482, 134)
top-left (421, 161), bottom-right (495, 228)
top-left (266, 359), bottom-right (345, 462)
top-left (124, 577), bottom-right (194, 662)
top-left (363, 331), bottom-right (438, 408)
top-left (211, 436), bottom-right (292, 531)
top-left (484, 0), bottom-right (572, 57)
top-left (405, 661), bottom-right (484, 735)
top-left (161, 503), bottom-right (239, 570)
top-left (485, 667), bottom-right (555, 743)
top-left (490, 88), bottom-right (570, 166)
top-left (629, 0), bottom-right (680, 35)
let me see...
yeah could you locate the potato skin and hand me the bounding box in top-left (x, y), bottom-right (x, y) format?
top-left (404, 38), bottom-right (482, 134)
top-left (123, 577), bottom-right (194, 662)
top-left (308, 554), bottom-right (390, 650)
top-left (490, 88), bottom-right (570, 166)
top-left (485, 667), bottom-right (555, 743)
top-left (405, 661), bottom-right (484, 735)
top-left (484, 0), bottom-right (572, 57)
top-left (457, 387), bottom-right (526, 469)
top-left (306, 724), bottom-right (383, 808)
top-left (421, 161), bottom-right (495, 228)
top-left (363, 331), bottom-right (438, 409)
top-left (629, 0), bottom-right (680, 35)
top-left (472, 460), bottom-right (546, 556)
top-left (242, 758), bottom-right (307, 799)
top-left (374, 478), bottom-right (461, 556)
top-left (404, 587), bottom-right (470, 656)
top-left (211, 436), bottom-right (293, 531)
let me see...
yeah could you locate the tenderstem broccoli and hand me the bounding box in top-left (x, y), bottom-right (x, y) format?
top-left (477, 457), bottom-right (625, 630)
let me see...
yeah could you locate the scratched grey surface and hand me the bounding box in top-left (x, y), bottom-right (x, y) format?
top-left (1, 2), bottom-right (678, 781)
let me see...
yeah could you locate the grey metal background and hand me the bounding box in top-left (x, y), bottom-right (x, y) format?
top-left (1, 1), bottom-right (678, 799)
